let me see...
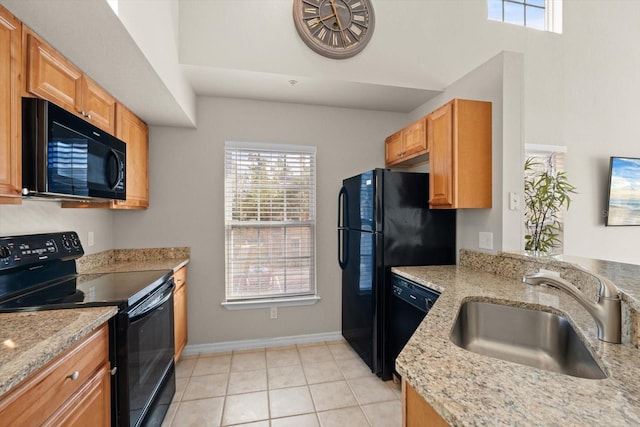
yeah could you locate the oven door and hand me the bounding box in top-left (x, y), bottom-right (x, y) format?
top-left (117, 279), bottom-right (175, 427)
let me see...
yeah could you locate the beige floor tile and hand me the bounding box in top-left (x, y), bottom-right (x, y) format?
top-left (385, 379), bottom-right (402, 399)
top-left (193, 354), bottom-right (232, 376)
top-left (327, 342), bottom-right (359, 361)
top-left (231, 350), bottom-right (267, 372)
top-left (303, 360), bottom-right (344, 384)
top-left (317, 406), bottom-right (370, 427)
top-left (362, 400), bottom-right (402, 427)
top-left (175, 357), bottom-right (198, 379)
top-left (161, 402), bottom-right (178, 427)
top-left (227, 422), bottom-right (270, 427)
top-left (268, 364), bottom-right (307, 389)
top-left (348, 376), bottom-right (397, 405)
top-left (173, 377), bottom-right (189, 402)
top-left (298, 343), bottom-right (334, 364)
top-left (337, 357), bottom-right (372, 379)
top-left (266, 348), bottom-right (302, 368)
top-left (222, 391), bottom-right (269, 425)
top-left (172, 397), bottom-right (224, 427)
top-left (271, 413), bottom-right (320, 427)
top-left (227, 369), bottom-right (268, 395)
top-left (182, 373), bottom-right (229, 400)
top-left (269, 385), bottom-right (316, 418)
top-left (309, 381), bottom-right (358, 412)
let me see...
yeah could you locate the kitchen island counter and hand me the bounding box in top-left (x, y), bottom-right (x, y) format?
top-left (0, 306), bottom-right (117, 398)
top-left (393, 264), bottom-right (640, 426)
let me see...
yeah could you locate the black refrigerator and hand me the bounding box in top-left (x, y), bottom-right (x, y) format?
top-left (338, 169), bottom-right (456, 380)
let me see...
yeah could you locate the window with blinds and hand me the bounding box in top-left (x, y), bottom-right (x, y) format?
top-left (224, 142), bottom-right (316, 302)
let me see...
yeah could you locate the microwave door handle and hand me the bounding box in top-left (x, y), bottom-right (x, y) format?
top-left (107, 149), bottom-right (123, 190)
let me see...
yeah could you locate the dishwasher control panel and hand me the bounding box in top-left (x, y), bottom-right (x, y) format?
top-left (391, 274), bottom-right (440, 313)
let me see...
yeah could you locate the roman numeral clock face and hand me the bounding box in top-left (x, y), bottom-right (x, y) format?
top-left (293, 0), bottom-right (375, 59)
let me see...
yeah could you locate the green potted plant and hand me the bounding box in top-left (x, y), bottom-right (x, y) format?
top-left (524, 157), bottom-right (577, 253)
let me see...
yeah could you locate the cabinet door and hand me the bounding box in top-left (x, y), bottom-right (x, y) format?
top-left (428, 102), bottom-right (454, 208)
top-left (113, 104), bottom-right (149, 209)
top-left (174, 275), bottom-right (188, 362)
top-left (385, 130), bottom-right (404, 166)
top-left (402, 379), bottom-right (449, 427)
top-left (26, 32), bottom-right (83, 114)
top-left (402, 118), bottom-right (427, 158)
top-left (0, 6), bottom-right (21, 203)
top-left (43, 363), bottom-right (111, 427)
top-left (82, 76), bottom-right (116, 134)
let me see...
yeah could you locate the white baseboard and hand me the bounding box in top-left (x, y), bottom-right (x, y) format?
top-left (182, 331), bottom-right (344, 356)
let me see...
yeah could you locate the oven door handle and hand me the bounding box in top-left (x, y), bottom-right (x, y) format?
top-left (128, 281), bottom-right (174, 321)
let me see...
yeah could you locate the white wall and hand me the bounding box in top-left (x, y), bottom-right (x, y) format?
top-left (112, 97), bottom-right (406, 344)
top-left (0, 200), bottom-right (114, 254)
top-left (559, 1), bottom-right (640, 264)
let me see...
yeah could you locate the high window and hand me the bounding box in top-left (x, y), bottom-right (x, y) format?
top-left (488, 0), bottom-right (562, 33)
top-left (224, 142), bottom-right (317, 306)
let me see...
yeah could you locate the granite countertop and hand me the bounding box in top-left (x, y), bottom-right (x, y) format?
top-left (0, 307), bottom-right (117, 398)
top-left (393, 265), bottom-right (640, 426)
top-left (76, 247), bottom-right (190, 275)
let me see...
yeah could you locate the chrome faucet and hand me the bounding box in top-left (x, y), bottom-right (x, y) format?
top-left (523, 265), bottom-right (621, 343)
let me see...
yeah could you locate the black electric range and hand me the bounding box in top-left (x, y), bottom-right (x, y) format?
top-left (0, 231), bottom-right (176, 427)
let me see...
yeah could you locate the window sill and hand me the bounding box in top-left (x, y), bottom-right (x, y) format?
top-left (222, 295), bottom-right (321, 310)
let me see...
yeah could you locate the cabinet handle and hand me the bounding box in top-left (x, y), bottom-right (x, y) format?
top-left (87, 114), bottom-right (92, 119)
top-left (67, 371), bottom-right (80, 381)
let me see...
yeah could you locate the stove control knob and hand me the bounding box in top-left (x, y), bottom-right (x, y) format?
top-left (0, 246), bottom-right (10, 259)
top-left (70, 234), bottom-right (80, 247)
top-left (62, 237), bottom-right (71, 249)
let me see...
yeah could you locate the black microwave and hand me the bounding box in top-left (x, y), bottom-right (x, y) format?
top-left (22, 98), bottom-right (126, 200)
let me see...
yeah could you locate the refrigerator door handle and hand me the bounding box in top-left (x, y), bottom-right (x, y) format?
top-left (338, 186), bottom-right (347, 229)
top-left (338, 228), bottom-right (348, 269)
top-left (338, 186), bottom-right (349, 269)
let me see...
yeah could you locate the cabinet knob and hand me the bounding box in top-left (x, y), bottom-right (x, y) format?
top-left (87, 114), bottom-right (92, 119)
top-left (67, 371), bottom-right (80, 381)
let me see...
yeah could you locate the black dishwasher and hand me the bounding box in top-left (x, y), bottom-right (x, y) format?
top-left (388, 273), bottom-right (440, 377)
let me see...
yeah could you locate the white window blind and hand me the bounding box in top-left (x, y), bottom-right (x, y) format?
top-left (224, 142), bottom-right (316, 302)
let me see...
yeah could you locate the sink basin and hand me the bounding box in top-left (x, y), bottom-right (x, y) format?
top-left (449, 300), bottom-right (607, 379)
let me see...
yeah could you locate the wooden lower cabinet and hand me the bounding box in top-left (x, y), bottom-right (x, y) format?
top-left (174, 266), bottom-right (188, 361)
top-left (0, 323), bottom-right (111, 426)
top-left (402, 378), bottom-right (449, 427)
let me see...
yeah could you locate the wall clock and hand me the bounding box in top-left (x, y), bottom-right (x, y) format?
top-left (293, 0), bottom-right (375, 59)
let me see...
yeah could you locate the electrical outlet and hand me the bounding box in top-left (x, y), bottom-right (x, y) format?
top-left (270, 307), bottom-right (278, 319)
top-left (88, 231), bottom-right (95, 247)
top-left (478, 232), bottom-right (493, 250)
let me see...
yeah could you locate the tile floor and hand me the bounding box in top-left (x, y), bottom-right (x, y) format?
top-left (162, 340), bottom-right (402, 427)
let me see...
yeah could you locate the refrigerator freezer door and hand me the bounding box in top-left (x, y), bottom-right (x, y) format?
top-left (341, 170), bottom-right (376, 232)
top-left (341, 229), bottom-right (377, 373)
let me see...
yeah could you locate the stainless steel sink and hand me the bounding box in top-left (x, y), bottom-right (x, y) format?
top-left (449, 300), bottom-right (607, 379)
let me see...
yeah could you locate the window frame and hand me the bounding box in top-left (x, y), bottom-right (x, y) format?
top-left (488, 0), bottom-right (563, 34)
top-left (222, 141), bottom-right (320, 310)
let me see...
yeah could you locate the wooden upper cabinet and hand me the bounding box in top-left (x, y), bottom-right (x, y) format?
top-left (24, 29), bottom-right (116, 133)
top-left (385, 118), bottom-right (428, 167)
top-left (428, 99), bottom-right (492, 209)
top-left (81, 76), bottom-right (117, 134)
top-left (0, 5), bottom-right (22, 203)
top-left (112, 103), bottom-right (149, 209)
top-left (402, 118), bottom-right (427, 157)
top-left (385, 130), bottom-right (403, 165)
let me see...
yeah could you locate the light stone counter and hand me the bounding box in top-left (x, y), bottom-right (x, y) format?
top-left (76, 247), bottom-right (190, 274)
top-left (393, 265), bottom-right (640, 426)
top-left (0, 307), bottom-right (117, 398)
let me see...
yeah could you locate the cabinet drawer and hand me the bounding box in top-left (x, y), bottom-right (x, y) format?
top-left (0, 323), bottom-right (109, 426)
top-left (174, 266), bottom-right (187, 290)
